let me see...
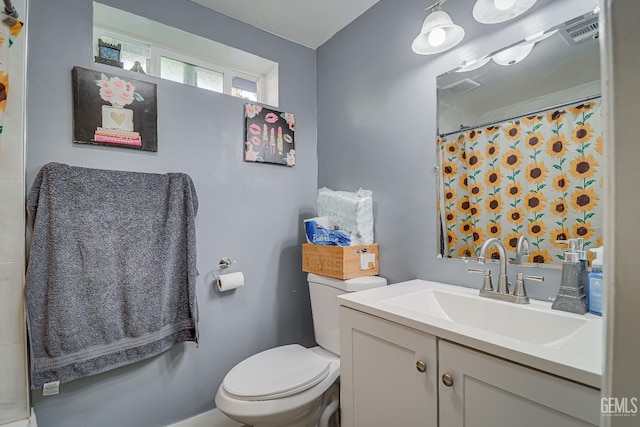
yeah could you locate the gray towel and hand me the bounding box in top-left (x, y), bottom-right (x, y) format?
top-left (25, 162), bottom-right (199, 389)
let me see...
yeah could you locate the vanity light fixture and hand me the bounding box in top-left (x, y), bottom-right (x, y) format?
top-left (412, 0), bottom-right (465, 55)
top-left (491, 42), bottom-right (535, 66)
top-left (491, 27), bottom-right (557, 67)
top-left (525, 29), bottom-right (558, 43)
top-left (473, 0), bottom-right (537, 24)
top-left (455, 56), bottom-right (491, 73)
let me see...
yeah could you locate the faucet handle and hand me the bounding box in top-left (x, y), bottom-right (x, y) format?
top-left (516, 235), bottom-right (531, 264)
top-left (469, 268), bottom-right (494, 292)
top-left (514, 273), bottom-right (544, 298)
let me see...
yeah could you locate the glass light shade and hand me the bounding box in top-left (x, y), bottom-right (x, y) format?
top-left (494, 0), bottom-right (516, 10)
top-left (412, 10), bottom-right (465, 55)
top-left (525, 29), bottom-right (558, 43)
top-left (473, 0), bottom-right (537, 24)
top-left (491, 42), bottom-right (535, 66)
top-left (455, 56), bottom-right (491, 73)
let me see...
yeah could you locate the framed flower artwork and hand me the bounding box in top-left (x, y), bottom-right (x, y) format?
top-left (72, 66), bottom-right (158, 152)
top-left (244, 103), bottom-right (295, 167)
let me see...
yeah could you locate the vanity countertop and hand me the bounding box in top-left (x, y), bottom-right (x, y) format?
top-left (338, 279), bottom-right (603, 389)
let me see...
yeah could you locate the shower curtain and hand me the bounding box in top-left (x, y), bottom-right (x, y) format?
top-left (0, 15), bottom-right (23, 136)
top-left (438, 98), bottom-right (603, 265)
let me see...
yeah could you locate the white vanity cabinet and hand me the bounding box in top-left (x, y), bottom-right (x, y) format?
top-left (339, 306), bottom-right (438, 427)
top-left (340, 305), bottom-right (600, 427)
top-left (438, 340), bottom-right (600, 427)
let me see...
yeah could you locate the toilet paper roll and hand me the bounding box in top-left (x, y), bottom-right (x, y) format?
top-left (217, 271), bottom-right (245, 292)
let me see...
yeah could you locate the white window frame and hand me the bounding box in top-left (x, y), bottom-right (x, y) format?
top-left (231, 70), bottom-right (263, 103)
top-left (154, 46), bottom-right (228, 92)
top-left (94, 27), bottom-right (151, 67)
top-left (94, 26), bottom-right (263, 101)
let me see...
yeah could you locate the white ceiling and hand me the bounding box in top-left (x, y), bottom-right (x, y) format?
top-left (190, 0), bottom-right (380, 49)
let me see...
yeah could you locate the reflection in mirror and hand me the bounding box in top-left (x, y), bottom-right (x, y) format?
top-left (436, 10), bottom-right (602, 267)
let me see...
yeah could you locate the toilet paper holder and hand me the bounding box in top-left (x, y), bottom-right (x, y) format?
top-left (213, 257), bottom-right (244, 292)
top-left (213, 257), bottom-right (237, 279)
top-left (218, 257), bottom-right (234, 270)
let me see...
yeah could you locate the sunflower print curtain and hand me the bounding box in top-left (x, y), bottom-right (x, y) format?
top-left (0, 16), bottom-right (23, 135)
top-left (438, 98), bottom-right (603, 265)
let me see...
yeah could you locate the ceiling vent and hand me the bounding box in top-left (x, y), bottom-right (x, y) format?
top-left (440, 78), bottom-right (481, 95)
top-left (561, 15), bottom-right (599, 44)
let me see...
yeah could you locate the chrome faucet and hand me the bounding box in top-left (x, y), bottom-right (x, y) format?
top-left (470, 237), bottom-right (542, 304)
top-left (477, 237), bottom-right (510, 295)
top-left (515, 235), bottom-right (531, 264)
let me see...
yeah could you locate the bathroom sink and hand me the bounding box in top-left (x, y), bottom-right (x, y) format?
top-left (383, 288), bottom-right (588, 348)
top-left (338, 279), bottom-right (603, 388)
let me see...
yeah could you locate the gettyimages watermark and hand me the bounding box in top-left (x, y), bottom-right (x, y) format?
top-left (601, 397), bottom-right (638, 417)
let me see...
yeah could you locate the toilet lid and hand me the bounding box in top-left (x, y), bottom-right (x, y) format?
top-left (222, 344), bottom-right (331, 401)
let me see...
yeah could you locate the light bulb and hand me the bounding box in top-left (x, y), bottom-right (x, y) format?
top-left (428, 28), bottom-right (447, 47)
top-left (494, 0), bottom-right (516, 10)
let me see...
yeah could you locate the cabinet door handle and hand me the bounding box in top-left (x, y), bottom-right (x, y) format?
top-left (442, 373), bottom-right (454, 387)
top-left (416, 360), bottom-right (427, 373)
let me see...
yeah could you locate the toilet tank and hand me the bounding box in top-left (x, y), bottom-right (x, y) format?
top-left (308, 273), bottom-right (387, 355)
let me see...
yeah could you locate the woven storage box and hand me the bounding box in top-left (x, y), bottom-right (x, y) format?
top-left (302, 243), bottom-right (379, 280)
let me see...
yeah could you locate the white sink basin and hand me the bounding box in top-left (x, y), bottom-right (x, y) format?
top-left (383, 288), bottom-right (589, 348)
top-left (338, 279), bottom-right (603, 387)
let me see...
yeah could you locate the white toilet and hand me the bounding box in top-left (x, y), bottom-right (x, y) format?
top-left (215, 272), bottom-right (387, 427)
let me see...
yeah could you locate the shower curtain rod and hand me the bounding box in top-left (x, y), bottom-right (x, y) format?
top-left (439, 93), bottom-right (602, 138)
top-left (3, 0), bottom-right (17, 19)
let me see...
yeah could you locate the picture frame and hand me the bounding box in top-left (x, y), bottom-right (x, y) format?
top-left (244, 104), bottom-right (295, 167)
top-left (72, 66), bottom-right (158, 152)
top-left (94, 39), bottom-right (123, 68)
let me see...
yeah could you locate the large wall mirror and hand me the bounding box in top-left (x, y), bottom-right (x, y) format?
top-left (436, 10), bottom-right (601, 267)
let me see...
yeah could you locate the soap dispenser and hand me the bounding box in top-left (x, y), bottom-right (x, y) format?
top-left (576, 238), bottom-right (589, 291)
top-left (588, 246), bottom-right (604, 316)
top-left (551, 239), bottom-right (588, 314)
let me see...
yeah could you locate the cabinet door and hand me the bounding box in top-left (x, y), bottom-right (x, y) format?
top-left (340, 307), bottom-right (438, 427)
top-left (439, 340), bottom-right (600, 427)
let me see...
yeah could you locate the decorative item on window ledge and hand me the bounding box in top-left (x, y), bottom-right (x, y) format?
top-left (72, 66), bottom-right (157, 152)
top-left (95, 38), bottom-right (123, 68)
top-left (412, 0), bottom-right (465, 55)
top-left (473, 0), bottom-right (538, 24)
top-left (244, 104), bottom-right (295, 167)
top-left (130, 61), bottom-right (146, 74)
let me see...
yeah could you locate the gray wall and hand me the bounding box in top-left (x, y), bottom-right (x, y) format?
top-left (317, 0), bottom-right (595, 301)
top-left (26, 0), bottom-right (317, 426)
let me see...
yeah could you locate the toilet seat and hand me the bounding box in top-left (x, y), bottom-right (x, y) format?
top-left (222, 344), bottom-right (331, 401)
top-left (216, 346), bottom-right (341, 427)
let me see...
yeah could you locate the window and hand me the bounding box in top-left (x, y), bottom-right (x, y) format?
top-left (93, 3), bottom-right (278, 106)
top-left (232, 76), bottom-right (259, 102)
top-left (98, 33), bottom-right (151, 74)
top-left (159, 56), bottom-right (224, 93)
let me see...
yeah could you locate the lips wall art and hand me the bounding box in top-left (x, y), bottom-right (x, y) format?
top-left (244, 103), bottom-right (295, 167)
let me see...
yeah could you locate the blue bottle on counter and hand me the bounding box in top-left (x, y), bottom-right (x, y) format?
top-left (588, 246), bottom-right (604, 316)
